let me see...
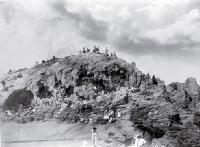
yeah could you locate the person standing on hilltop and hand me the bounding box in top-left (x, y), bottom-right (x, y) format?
top-left (82, 47), bottom-right (86, 53)
top-left (92, 127), bottom-right (98, 147)
top-left (133, 135), bottom-right (146, 147)
top-left (105, 47), bottom-right (109, 56)
top-left (113, 52), bottom-right (117, 58)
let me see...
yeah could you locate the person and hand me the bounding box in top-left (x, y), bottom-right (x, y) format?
top-left (113, 52), bottom-right (117, 58)
top-left (124, 91), bottom-right (129, 104)
top-left (93, 46), bottom-right (100, 53)
top-left (131, 87), bottom-right (136, 93)
top-left (80, 117), bottom-right (84, 123)
top-left (104, 113), bottom-right (109, 120)
top-left (92, 127), bottom-right (98, 147)
top-left (133, 135), bottom-right (146, 147)
top-left (111, 105), bottom-right (117, 118)
top-left (105, 47), bottom-right (109, 56)
top-left (31, 107), bottom-right (36, 113)
top-left (87, 48), bottom-right (90, 53)
top-left (89, 117), bottom-right (93, 123)
top-left (82, 47), bottom-right (86, 53)
top-left (6, 110), bottom-right (12, 116)
top-left (117, 111), bottom-right (121, 118)
top-left (94, 86), bottom-right (97, 91)
top-left (109, 117), bottom-right (113, 123)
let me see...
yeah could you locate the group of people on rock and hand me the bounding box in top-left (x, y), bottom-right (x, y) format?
top-left (80, 46), bottom-right (100, 54)
top-left (102, 104), bottom-right (123, 123)
top-left (91, 127), bottom-right (146, 147)
top-left (80, 46), bottom-right (118, 58)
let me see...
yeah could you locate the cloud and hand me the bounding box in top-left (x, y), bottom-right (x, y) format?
top-left (111, 33), bottom-right (200, 63)
top-left (0, 0), bottom-right (16, 23)
top-left (143, 8), bottom-right (200, 44)
top-left (0, 0), bottom-right (200, 83)
top-left (51, 0), bottom-right (108, 42)
top-left (98, 0), bottom-right (200, 64)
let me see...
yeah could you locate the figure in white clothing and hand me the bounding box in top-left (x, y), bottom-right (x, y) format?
top-left (92, 127), bottom-right (98, 147)
top-left (133, 135), bottom-right (146, 147)
top-left (6, 110), bottom-right (12, 116)
top-left (117, 111), bottom-right (121, 118)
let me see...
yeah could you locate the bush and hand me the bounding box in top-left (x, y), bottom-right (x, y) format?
top-left (140, 90), bottom-right (153, 96)
top-left (3, 89), bottom-right (34, 111)
top-left (58, 107), bottom-right (79, 122)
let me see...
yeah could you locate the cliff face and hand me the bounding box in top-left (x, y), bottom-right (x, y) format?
top-left (0, 52), bottom-right (155, 105)
top-left (130, 77), bottom-right (200, 146)
top-left (0, 51), bottom-right (200, 147)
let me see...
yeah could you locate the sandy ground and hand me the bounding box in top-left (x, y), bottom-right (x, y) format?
top-left (1, 119), bottom-right (139, 147)
top-left (1, 140), bottom-right (93, 147)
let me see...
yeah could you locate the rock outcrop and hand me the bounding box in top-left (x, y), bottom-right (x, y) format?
top-left (184, 77), bottom-right (199, 111)
top-left (0, 50), bottom-right (199, 147)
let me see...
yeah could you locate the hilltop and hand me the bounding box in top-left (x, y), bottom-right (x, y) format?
top-left (0, 48), bottom-right (200, 147)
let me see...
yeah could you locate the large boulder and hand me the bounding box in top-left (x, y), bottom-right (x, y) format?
top-left (167, 82), bottom-right (186, 108)
top-left (185, 77), bottom-right (199, 96)
top-left (130, 102), bottom-right (172, 143)
top-left (184, 77), bottom-right (199, 110)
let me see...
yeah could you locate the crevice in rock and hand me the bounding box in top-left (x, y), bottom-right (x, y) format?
top-left (3, 88), bottom-right (34, 111)
top-left (36, 81), bottom-right (52, 99)
top-left (65, 85), bottom-right (74, 97)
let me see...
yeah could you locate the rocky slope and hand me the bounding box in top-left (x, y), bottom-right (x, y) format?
top-left (0, 49), bottom-right (200, 147)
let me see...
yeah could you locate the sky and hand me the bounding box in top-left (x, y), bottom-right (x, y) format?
top-left (0, 0), bottom-right (200, 84)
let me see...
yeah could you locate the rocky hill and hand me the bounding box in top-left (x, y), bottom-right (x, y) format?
top-left (0, 49), bottom-right (200, 147)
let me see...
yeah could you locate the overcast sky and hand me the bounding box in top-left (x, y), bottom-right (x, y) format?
top-left (0, 0), bottom-right (200, 84)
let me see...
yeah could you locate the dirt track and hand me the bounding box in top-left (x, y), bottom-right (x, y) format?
top-left (1, 139), bottom-right (94, 147)
top-left (1, 120), bottom-right (136, 147)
